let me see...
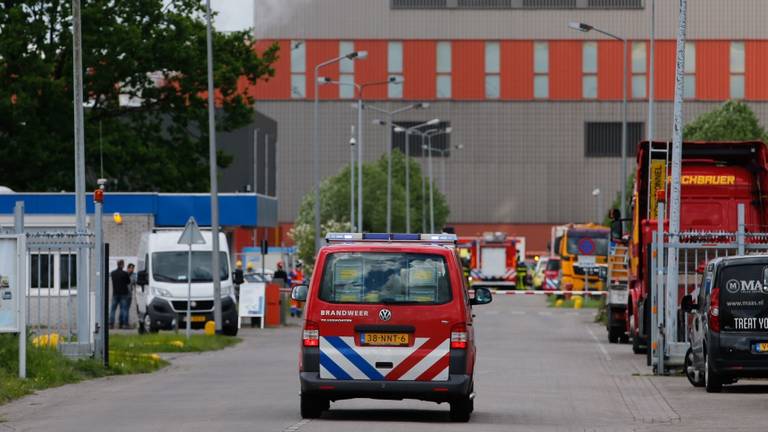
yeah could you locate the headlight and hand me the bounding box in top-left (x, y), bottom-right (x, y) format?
top-left (151, 286), bottom-right (173, 297)
top-left (220, 285), bottom-right (232, 297)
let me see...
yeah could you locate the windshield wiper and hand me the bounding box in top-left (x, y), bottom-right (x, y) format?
top-left (153, 274), bottom-right (179, 283)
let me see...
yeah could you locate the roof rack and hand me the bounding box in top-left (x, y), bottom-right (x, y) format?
top-left (325, 233), bottom-right (457, 244)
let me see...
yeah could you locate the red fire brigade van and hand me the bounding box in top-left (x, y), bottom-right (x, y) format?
top-left (291, 233), bottom-right (493, 422)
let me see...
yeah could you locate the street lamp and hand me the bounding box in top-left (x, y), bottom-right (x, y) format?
top-left (412, 126), bottom-right (451, 233)
top-left (349, 125), bottom-right (356, 231)
top-left (369, 102), bottom-right (429, 233)
top-left (569, 21), bottom-right (628, 218)
top-left (592, 187), bottom-right (603, 223)
top-left (313, 50), bottom-right (367, 251)
top-left (320, 76), bottom-right (396, 232)
top-left (394, 118), bottom-right (440, 232)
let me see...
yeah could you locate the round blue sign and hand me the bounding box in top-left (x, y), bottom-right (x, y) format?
top-left (577, 238), bottom-right (595, 255)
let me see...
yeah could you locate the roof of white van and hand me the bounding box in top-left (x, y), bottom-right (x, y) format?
top-left (148, 230), bottom-right (228, 252)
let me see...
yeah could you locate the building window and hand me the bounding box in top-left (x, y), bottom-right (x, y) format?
top-left (631, 41), bottom-right (647, 99)
top-left (31, 254), bottom-right (54, 289)
top-left (582, 42), bottom-right (597, 99)
top-left (30, 253), bottom-right (77, 293)
top-left (485, 41), bottom-right (500, 99)
top-left (534, 41), bottom-right (548, 99)
top-left (339, 41), bottom-right (355, 99)
top-left (730, 41), bottom-right (745, 100)
top-left (388, 41), bottom-right (403, 99)
top-left (585, 122), bottom-right (644, 157)
top-left (290, 40), bottom-right (306, 98)
top-left (392, 121), bottom-right (452, 157)
top-left (684, 42), bottom-right (695, 100)
top-left (436, 41), bottom-right (451, 98)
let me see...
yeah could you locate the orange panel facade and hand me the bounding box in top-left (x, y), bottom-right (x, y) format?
top-left (355, 40), bottom-right (389, 100)
top-left (654, 40), bottom-right (677, 101)
top-left (403, 40), bottom-right (437, 100)
top-left (452, 41), bottom-right (485, 100)
top-left (696, 41), bottom-right (730, 101)
top-left (306, 40), bottom-right (340, 100)
top-left (549, 41), bottom-right (582, 100)
top-left (246, 40), bottom-right (291, 100)
top-left (500, 41), bottom-right (533, 100)
top-left (597, 40), bottom-right (622, 100)
top-left (746, 40), bottom-right (768, 100)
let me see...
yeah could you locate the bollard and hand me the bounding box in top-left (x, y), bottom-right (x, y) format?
top-left (204, 321), bottom-right (216, 336)
top-left (573, 296), bottom-right (583, 309)
top-left (554, 299), bottom-right (564, 308)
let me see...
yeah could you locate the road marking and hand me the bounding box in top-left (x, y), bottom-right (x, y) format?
top-left (282, 419), bottom-right (311, 432)
top-left (587, 326), bottom-right (612, 361)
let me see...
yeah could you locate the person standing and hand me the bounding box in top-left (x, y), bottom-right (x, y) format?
top-left (289, 261), bottom-right (305, 318)
top-left (273, 261), bottom-right (288, 287)
top-left (110, 260), bottom-right (132, 329)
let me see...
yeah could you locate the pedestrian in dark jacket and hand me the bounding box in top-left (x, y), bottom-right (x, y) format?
top-left (110, 260), bottom-right (132, 329)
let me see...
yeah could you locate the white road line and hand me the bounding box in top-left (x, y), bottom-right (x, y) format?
top-left (587, 326), bottom-right (612, 361)
top-left (282, 419), bottom-right (311, 432)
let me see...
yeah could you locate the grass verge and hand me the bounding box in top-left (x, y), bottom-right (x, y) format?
top-left (109, 333), bottom-right (240, 354)
top-left (1, 333), bottom-right (239, 406)
top-left (545, 293), bottom-right (605, 309)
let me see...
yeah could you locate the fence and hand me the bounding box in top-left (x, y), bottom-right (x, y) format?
top-left (650, 203), bottom-right (768, 374)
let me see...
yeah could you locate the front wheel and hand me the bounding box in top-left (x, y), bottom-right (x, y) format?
top-left (223, 324), bottom-right (239, 337)
top-left (705, 353), bottom-right (723, 393)
top-left (685, 348), bottom-right (704, 387)
top-left (143, 314), bottom-right (158, 334)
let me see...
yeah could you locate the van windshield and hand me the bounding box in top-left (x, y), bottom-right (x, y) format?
top-left (319, 252), bottom-right (451, 305)
top-left (719, 264), bottom-right (768, 331)
top-left (152, 252), bottom-right (229, 283)
top-left (546, 259), bottom-right (561, 271)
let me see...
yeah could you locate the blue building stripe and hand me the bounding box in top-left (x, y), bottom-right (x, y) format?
top-left (319, 352), bottom-right (353, 380)
top-left (323, 336), bottom-right (384, 380)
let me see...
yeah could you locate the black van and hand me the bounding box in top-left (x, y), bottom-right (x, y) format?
top-left (682, 256), bottom-right (768, 392)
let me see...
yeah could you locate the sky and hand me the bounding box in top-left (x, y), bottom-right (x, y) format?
top-left (212, 0), bottom-right (253, 32)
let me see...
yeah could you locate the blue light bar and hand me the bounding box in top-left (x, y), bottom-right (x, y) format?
top-left (325, 232), bottom-right (457, 244)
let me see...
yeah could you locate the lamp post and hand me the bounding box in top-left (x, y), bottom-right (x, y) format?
top-left (319, 77), bottom-right (396, 233)
top-left (394, 119), bottom-right (440, 232)
top-left (369, 102), bottom-right (429, 233)
top-left (569, 21), bottom-right (628, 217)
top-left (412, 127), bottom-right (452, 233)
top-left (349, 125), bottom-right (356, 230)
top-left (313, 50), bottom-right (367, 251)
top-left (592, 188), bottom-right (603, 223)
top-left (422, 143), bottom-right (464, 192)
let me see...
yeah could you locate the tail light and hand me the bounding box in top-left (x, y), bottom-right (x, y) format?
top-left (451, 323), bottom-right (468, 349)
top-left (709, 286), bottom-right (720, 332)
top-left (303, 320), bottom-right (319, 347)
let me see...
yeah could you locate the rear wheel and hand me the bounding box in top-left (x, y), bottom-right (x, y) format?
top-left (705, 353), bottom-right (722, 393)
top-left (631, 330), bottom-right (646, 354)
top-left (449, 396), bottom-right (473, 423)
top-left (685, 348), bottom-right (704, 387)
top-left (223, 324), bottom-right (238, 337)
top-left (300, 394), bottom-right (328, 419)
top-left (144, 314), bottom-right (158, 334)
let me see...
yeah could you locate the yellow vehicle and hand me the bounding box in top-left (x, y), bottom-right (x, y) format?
top-left (551, 223), bottom-right (609, 292)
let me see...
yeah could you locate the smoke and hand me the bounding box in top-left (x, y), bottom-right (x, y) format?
top-left (253, 0), bottom-right (314, 38)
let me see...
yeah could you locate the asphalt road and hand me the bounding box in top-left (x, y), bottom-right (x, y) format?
top-left (3, 296), bottom-right (768, 431)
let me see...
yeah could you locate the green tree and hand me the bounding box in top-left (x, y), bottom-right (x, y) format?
top-left (684, 100), bottom-right (768, 141)
top-left (0, 0), bottom-right (278, 192)
top-left (289, 150), bottom-right (450, 269)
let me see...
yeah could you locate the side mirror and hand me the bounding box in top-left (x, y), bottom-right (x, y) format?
top-left (291, 285), bottom-right (309, 302)
top-left (137, 270), bottom-right (148, 286)
top-left (233, 269), bottom-right (244, 285)
top-left (470, 287), bottom-right (493, 306)
top-left (681, 294), bottom-right (696, 313)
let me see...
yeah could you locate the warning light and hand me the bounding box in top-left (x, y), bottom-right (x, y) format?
top-left (534, 255), bottom-right (540, 262)
top-left (113, 212), bottom-right (123, 225)
top-left (94, 189), bottom-right (104, 203)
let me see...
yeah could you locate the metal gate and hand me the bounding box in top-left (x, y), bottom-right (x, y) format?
top-left (650, 203), bottom-right (768, 374)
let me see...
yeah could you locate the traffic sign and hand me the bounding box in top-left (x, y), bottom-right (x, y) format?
top-left (178, 217), bottom-right (206, 246)
top-left (577, 238), bottom-right (595, 255)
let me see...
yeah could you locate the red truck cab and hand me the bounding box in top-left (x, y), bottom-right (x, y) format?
top-left (292, 233), bottom-right (492, 422)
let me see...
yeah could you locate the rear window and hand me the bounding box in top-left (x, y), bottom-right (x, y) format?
top-left (318, 252), bottom-right (452, 305)
top-left (718, 264), bottom-right (768, 331)
top-left (546, 259), bottom-right (561, 271)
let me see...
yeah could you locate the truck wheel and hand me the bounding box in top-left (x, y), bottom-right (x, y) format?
top-left (608, 328), bottom-right (621, 344)
top-left (223, 324), bottom-right (239, 337)
top-left (631, 331), bottom-right (646, 354)
top-left (705, 353), bottom-right (722, 393)
top-left (300, 394), bottom-right (328, 419)
top-left (685, 348), bottom-right (704, 387)
top-left (449, 396), bottom-right (473, 423)
top-left (144, 314), bottom-right (158, 334)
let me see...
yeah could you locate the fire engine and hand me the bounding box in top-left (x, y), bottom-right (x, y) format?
top-left (466, 233), bottom-right (520, 289)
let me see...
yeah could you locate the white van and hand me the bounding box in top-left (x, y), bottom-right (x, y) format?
top-left (135, 230), bottom-right (238, 336)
